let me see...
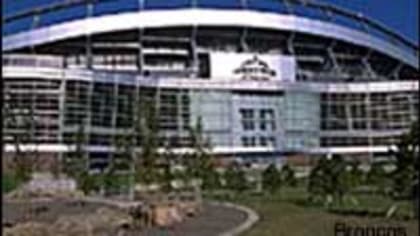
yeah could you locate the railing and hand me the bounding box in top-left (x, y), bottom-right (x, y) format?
top-left (3, 54), bottom-right (418, 86)
top-left (2, 0), bottom-right (418, 55)
top-left (2, 54), bottom-right (64, 69)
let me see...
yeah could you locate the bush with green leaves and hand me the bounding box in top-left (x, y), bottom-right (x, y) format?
top-left (331, 156), bottom-right (352, 203)
top-left (2, 173), bottom-right (22, 193)
top-left (225, 163), bottom-right (249, 192)
top-left (202, 168), bottom-right (222, 190)
top-left (79, 171), bottom-right (99, 194)
top-left (262, 164), bottom-right (281, 193)
top-left (391, 121), bottom-right (418, 199)
top-left (348, 161), bottom-right (364, 188)
top-left (308, 157), bottom-right (329, 204)
top-left (62, 120), bottom-right (98, 194)
top-left (4, 101), bottom-right (37, 183)
top-left (366, 162), bottom-right (391, 195)
top-left (280, 164), bottom-right (297, 187)
top-left (308, 155), bottom-right (351, 206)
top-left (133, 99), bottom-right (160, 185)
top-left (12, 155), bottom-right (33, 184)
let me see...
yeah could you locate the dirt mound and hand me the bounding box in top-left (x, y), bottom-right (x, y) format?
top-left (6, 189), bottom-right (84, 200)
top-left (5, 173), bottom-right (83, 201)
top-left (94, 207), bottom-right (133, 228)
top-left (4, 207), bottom-right (133, 236)
top-left (53, 216), bottom-right (93, 236)
top-left (52, 207), bottom-right (133, 235)
top-left (4, 222), bottom-right (51, 236)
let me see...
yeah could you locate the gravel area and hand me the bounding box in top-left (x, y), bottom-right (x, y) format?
top-left (3, 200), bottom-right (248, 236)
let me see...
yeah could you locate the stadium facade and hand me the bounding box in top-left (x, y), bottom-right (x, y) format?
top-left (2, 0), bottom-right (419, 169)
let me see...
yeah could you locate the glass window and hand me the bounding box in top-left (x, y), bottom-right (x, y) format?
top-left (292, 3), bottom-right (327, 20)
top-left (250, 137), bottom-right (256, 146)
top-left (269, 120), bottom-right (276, 131)
top-left (240, 108), bottom-right (255, 131)
top-left (197, 0), bottom-right (242, 9)
top-left (247, 0), bottom-right (289, 14)
top-left (240, 108), bottom-right (254, 119)
top-left (268, 137), bottom-right (276, 147)
top-left (259, 109), bottom-right (272, 119)
top-left (260, 136), bottom-right (267, 146)
top-left (242, 136), bottom-right (256, 147)
top-left (93, 0), bottom-right (138, 16)
top-left (260, 121), bottom-right (266, 131)
top-left (259, 108), bottom-right (275, 131)
top-left (39, 5), bottom-right (86, 27)
top-left (241, 137), bottom-right (249, 147)
top-left (2, 16), bottom-right (33, 36)
top-left (144, 0), bottom-right (191, 9)
top-left (242, 120), bottom-right (255, 131)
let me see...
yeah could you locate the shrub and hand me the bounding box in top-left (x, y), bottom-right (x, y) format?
top-left (225, 164), bottom-right (249, 192)
top-left (262, 164), bottom-right (281, 193)
top-left (280, 164), bottom-right (297, 187)
top-left (308, 155), bottom-right (351, 206)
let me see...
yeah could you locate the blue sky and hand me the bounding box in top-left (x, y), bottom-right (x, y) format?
top-left (324, 0), bottom-right (418, 44)
top-left (2, 0), bottom-right (418, 44)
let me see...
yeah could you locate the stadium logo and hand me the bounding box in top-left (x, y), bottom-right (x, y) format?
top-left (233, 55), bottom-right (276, 81)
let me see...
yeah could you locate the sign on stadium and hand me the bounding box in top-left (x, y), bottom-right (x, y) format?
top-left (209, 52), bottom-right (296, 81)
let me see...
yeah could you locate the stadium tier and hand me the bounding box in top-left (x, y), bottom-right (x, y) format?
top-left (2, 0), bottom-right (419, 169)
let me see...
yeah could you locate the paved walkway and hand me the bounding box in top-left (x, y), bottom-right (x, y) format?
top-left (216, 202), bottom-right (260, 236)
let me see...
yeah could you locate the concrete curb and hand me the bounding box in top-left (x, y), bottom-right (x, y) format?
top-left (211, 201), bottom-right (260, 236)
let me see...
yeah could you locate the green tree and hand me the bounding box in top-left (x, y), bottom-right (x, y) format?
top-left (103, 133), bottom-right (136, 195)
top-left (11, 129), bottom-right (32, 183)
top-left (102, 155), bottom-right (117, 195)
top-left (185, 117), bottom-right (214, 188)
top-left (391, 121), bottom-right (419, 198)
top-left (330, 155), bottom-right (350, 204)
top-left (262, 164), bottom-right (281, 193)
top-left (26, 106), bottom-right (40, 172)
top-left (161, 138), bottom-right (178, 192)
top-left (308, 156), bottom-right (330, 204)
top-left (202, 168), bottom-right (222, 190)
top-left (64, 120), bottom-right (93, 194)
top-left (225, 163), bottom-right (248, 192)
top-left (348, 161), bottom-right (364, 188)
top-left (112, 134), bottom-right (135, 196)
top-left (3, 102), bottom-right (36, 183)
top-left (133, 96), bottom-right (161, 185)
top-left (113, 134), bottom-right (134, 173)
top-left (366, 162), bottom-right (389, 195)
top-left (308, 155), bottom-right (351, 206)
top-left (280, 164), bottom-right (297, 187)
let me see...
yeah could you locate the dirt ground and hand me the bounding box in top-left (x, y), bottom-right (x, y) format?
top-left (3, 200), bottom-right (247, 236)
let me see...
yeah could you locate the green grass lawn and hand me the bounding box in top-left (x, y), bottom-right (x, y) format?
top-left (219, 187), bottom-right (418, 236)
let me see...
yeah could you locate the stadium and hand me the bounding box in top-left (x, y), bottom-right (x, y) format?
top-left (2, 0), bottom-right (419, 170)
